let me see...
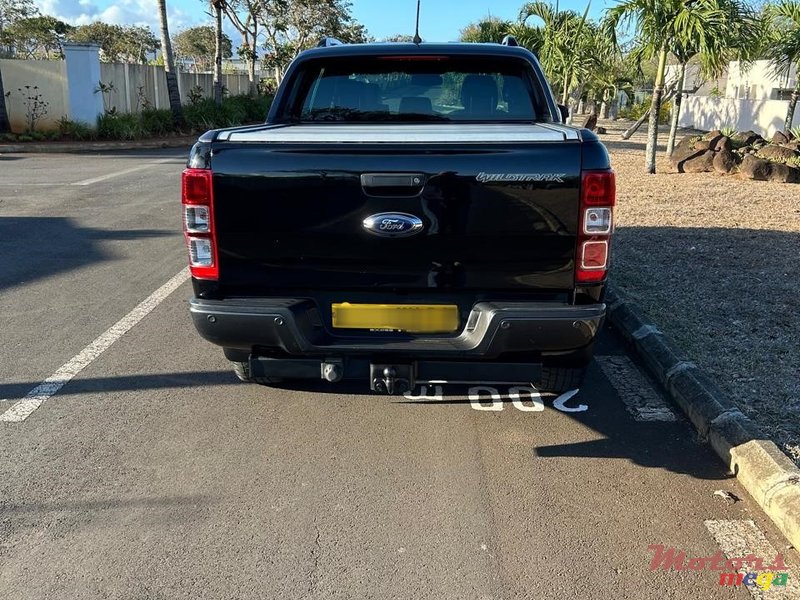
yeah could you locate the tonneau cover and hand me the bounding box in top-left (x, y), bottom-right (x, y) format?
top-left (216, 123), bottom-right (581, 143)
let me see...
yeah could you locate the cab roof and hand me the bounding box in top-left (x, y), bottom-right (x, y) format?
top-left (296, 42), bottom-right (536, 61)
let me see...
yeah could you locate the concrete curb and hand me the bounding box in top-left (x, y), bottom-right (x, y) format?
top-left (0, 137), bottom-right (197, 154)
top-left (606, 284), bottom-right (800, 551)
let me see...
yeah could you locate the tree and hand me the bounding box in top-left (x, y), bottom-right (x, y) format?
top-left (519, 2), bottom-right (595, 106)
top-left (259, 0), bottom-right (369, 83)
top-left (1, 0), bottom-right (37, 132)
top-left (608, 0), bottom-right (732, 174)
top-left (766, 0), bottom-right (800, 130)
top-left (174, 24), bottom-right (232, 71)
top-left (223, 0), bottom-right (262, 94)
top-left (383, 34), bottom-right (415, 42)
top-left (69, 23), bottom-right (159, 63)
top-left (211, 0), bottom-right (225, 105)
top-left (664, 0), bottom-right (760, 155)
top-left (157, 0), bottom-right (183, 125)
top-left (460, 17), bottom-right (512, 44)
top-left (0, 0), bottom-right (35, 35)
top-left (1, 15), bottom-right (71, 59)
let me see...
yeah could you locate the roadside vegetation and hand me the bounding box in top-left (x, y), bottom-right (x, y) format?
top-left (0, 94), bottom-right (272, 142)
top-left (0, 0), bottom-right (366, 140)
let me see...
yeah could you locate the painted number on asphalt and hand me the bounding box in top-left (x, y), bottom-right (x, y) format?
top-left (402, 385), bottom-right (588, 413)
top-left (469, 386), bottom-right (586, 413)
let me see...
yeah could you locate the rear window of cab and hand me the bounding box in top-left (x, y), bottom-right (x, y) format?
top-left (279, 56), bottom-right (553, 124)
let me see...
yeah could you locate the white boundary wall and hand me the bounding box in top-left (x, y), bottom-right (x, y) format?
top-left (1, 58), bottom-right (254, 132)
top-left (679, 96), bottom-right (799, 138)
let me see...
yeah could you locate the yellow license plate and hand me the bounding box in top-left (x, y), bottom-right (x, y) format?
top-left (331, 303), bottom-right (459, 333)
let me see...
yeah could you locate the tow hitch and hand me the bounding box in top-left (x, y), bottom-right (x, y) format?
top-left (370, 363), bottom-right (414, 395)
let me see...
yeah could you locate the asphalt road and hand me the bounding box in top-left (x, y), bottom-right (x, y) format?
top-left (0, 150), bottom-right (796, 599)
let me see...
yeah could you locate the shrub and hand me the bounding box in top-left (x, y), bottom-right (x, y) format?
top-left (182, 95), bottom-right (272, 132)
top-left (97, 113), bottom-right (145, 140)
top-left (140, 109), bottom-right (174, 137)
top-left (5, 93), bottom-right (274, 143)
top-left (58, 117), bottom-right (96, 141)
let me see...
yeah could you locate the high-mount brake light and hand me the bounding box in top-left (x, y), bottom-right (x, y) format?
top-left (576, 170), bottom-right (615, 284)
top-left (181, 168), bottom-right (218, 280)
top-left (377, 55), bottom-right (449, 61)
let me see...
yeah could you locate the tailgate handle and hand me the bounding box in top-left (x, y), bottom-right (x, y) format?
top-left (360, 173), bottom-right (425, 190)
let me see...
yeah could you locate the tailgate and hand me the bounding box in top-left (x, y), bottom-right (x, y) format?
top-left (210, 127), bottom-right (581, 293)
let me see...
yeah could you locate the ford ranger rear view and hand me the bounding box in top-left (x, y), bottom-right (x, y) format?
top-left (183, 39), bottom-right (615, 395)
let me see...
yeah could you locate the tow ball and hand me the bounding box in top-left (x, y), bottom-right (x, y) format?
top-left (370, 364), bottom-right (414, 395)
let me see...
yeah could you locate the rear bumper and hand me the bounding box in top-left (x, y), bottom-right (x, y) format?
top-left (189, 297), bottom-right (605, 359)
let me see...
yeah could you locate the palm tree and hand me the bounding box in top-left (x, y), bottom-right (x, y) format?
top-left (665, 0), bottom-right (761, 155)
top-left (608, 0), bottom-right (729, 173)
top-left (766, 0), bottom-right (800, 131)
top-left (460, 17), bottom-right (513, 43)
top-left (519, 2), bottom-right (594, 107)
top-left (157, 0), bottom-right (183, 126)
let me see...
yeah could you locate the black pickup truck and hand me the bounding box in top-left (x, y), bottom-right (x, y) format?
top-left (183, 39), bottom-right (615, 395)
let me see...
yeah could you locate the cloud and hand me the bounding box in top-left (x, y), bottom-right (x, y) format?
top-left (35, 0), bottom-right (207, 33)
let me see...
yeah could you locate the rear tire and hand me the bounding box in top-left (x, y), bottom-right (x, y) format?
top-left (231, 361), bottom-right (283, 386)
top-left (537, 365), bottom-right (586, 393)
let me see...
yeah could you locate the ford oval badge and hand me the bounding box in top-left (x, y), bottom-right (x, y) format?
top-left (362, 213), bottom-right (423, 238)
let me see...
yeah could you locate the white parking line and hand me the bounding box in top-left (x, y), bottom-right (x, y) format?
top-left (0, 268), bottom-right (190, 423)
top-left (704, 519), bottom-right (798, 598)
top-left (596, 355), bottom-right (677, 421)
top-left (71, 158), bottom-right (179, 186)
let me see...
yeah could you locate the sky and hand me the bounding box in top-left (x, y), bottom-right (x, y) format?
top-left (33, 0), bottom-right (615, 44)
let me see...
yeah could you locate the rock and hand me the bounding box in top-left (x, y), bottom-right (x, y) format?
top-left (596, 126), bottom-right (607, 134)
top-left (670, 136), bottom-right (706, 171)
top-left (784, 140), bottom-right (800, 151)
top-left (693, 139), bottom-right (713, 151)
top-left (768, 163), bottom-right (799, 183)
top-left (735, 130), bottom-right (763, 146)
top-left (704, 130), bottom-right (724, 150)
top-left (682, 150), bottom-right (715, 173)
top-left (772, 131), bottom-right (790, 145)
top-left (714, 136), bottom-right (732, 152)
top-left (757, 144), bottom-right (798, 161)
top-left (582, 114), bottom-right (598, 131)
top-left (713, 148), bottom-right (737, 175)
top-left (740, 154), bottom-right (772, 180)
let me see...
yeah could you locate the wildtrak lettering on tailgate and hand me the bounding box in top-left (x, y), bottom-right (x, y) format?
top-left (476, 172), bottom-right (567, 183)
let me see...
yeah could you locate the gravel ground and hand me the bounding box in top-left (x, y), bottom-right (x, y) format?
top-left (601, 119), bottom-right (800, 466)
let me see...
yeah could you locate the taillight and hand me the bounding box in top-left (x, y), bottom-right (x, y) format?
top-left (182, 168), bottom-right (218, 280)
top-left (576, 170), bottom-right (615, 284)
